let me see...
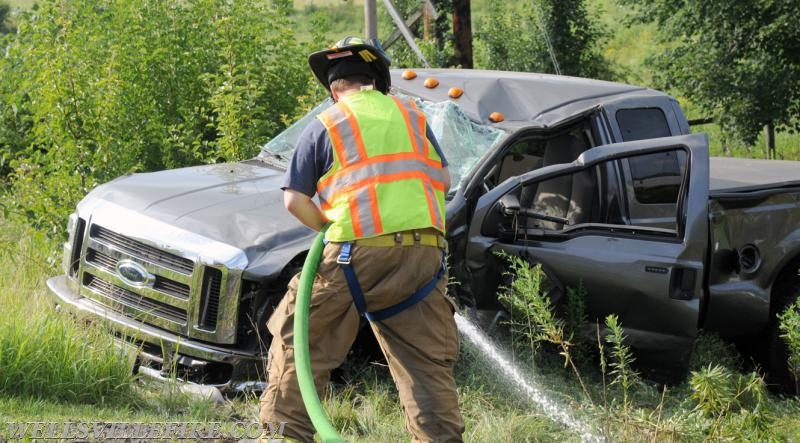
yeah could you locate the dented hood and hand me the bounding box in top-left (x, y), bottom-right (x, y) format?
top-left (82, 160), bottom-right (315, 276)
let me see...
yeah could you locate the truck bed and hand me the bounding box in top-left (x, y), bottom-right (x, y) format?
top-left (710, 157), bottom-right (800, 196)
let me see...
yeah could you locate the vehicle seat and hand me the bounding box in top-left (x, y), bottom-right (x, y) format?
top-left (497, 152), bottom-right (543, 184)
top-left (528, 134), bottom-right (593, 230)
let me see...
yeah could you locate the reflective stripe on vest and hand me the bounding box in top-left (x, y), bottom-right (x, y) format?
top-left (317, 103), bottom-right (367, 167)
top-left (317, 91), bottom-right (445, 241)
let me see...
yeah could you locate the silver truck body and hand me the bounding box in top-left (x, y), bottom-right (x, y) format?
top-left (47, 69), bottom-right (800, 389)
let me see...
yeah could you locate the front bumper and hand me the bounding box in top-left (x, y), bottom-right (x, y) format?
top-left (46, 275), bottom-right (267, 393)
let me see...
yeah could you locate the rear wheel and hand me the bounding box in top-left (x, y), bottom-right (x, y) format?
top-left (764, 261), bottom-right (800, 393)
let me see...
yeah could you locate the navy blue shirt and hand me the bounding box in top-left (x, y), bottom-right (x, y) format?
top-left (282, 117), bottom-right (448, 197)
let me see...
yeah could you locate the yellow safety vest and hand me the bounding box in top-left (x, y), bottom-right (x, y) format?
top-left (316, 90), bottom-right (446, 241)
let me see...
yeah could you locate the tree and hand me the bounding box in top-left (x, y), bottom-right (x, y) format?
top-left (473, 2), bottom-right (546, 73)
top-left (0, 1), bottom-right (12, 35)
top-left (474, 0), bottom-right (613, 79)
top-left (0, 0), bottom-right (311, 235)
top-left (618, 0), bottom-right (800, 151)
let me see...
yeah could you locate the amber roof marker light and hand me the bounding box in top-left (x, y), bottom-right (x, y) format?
top-left (401, 69), bottom-right (417, 80)
top-left (423, 77), bottom-right (439, 88)
top-left (448, 87), bottom-right (463, 98)
top-left (489, 112), bottom-right (505, 123)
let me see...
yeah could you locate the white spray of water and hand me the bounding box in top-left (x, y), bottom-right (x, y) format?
top-left (454, 313), bottom-right (604, 442)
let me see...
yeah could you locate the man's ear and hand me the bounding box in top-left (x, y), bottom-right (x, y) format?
top-left (330, 89), bottom-right (340, 103)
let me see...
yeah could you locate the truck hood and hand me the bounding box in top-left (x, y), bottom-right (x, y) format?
top-left (81, 160), bottom-right (315, 278)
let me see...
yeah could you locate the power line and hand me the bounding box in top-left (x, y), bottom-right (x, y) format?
top-left (531, 0), bottom-right (561, 75)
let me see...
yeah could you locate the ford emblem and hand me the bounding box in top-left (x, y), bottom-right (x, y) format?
top-left (116, 259), bottom-right (155, 287)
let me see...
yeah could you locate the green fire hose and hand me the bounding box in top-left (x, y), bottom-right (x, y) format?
top-left (293, 224), bottom-right (344, 443)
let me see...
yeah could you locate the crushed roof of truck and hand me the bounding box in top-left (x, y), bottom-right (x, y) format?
top-left (390, 68), bottom-right (649, 125)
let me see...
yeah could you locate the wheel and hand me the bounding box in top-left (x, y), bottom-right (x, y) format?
top-left (765, 262), bottom-right (800, 394)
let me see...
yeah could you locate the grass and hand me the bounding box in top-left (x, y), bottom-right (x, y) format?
top-left (3, 204), bottom-right (800, 441)
top-left (0, 219), bottom-right (260, 439)
top-left (4, 0), bottom-right (34, 9)
top-left (2, 1), bottom-right (800, 440)
top-left (327, 342), bottom-right (583, 442)
top-left (0, 226), bottom-right (136, 405)
top-left (0, 214), bottom-right (586, 440)
top-left (489, 258), bottom-right (800, 442)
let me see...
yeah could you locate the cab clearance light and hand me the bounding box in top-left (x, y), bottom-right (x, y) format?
top-left (448, 87), bottom-right (464, 98)
top-left (424, 77), bottom-right (439, 88)
top-left (401, 69), bottom-right (417, 80)
top-left (489, 112), bottom-right (505, 123)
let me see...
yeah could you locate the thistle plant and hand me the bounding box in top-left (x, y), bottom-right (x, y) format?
top-left (496, 252), bottom-right (591, 401)
top-left (689, 365), bottom-right (771, 441)
top-left (778, 299), bottom-right (800, 394)
top-left (604, 314), bottom-right (638, 412)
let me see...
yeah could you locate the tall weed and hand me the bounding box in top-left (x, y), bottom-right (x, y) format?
top-left (496, 252), bottom-right (591, 401)
top-left (689, 366), bottom-right (772, 441)
top-left (0, 221), bottom-right (135, 404)
top-left (603, 314), bottom-right (639, 412)
top-left (778, 298), bottom-right (800, 394)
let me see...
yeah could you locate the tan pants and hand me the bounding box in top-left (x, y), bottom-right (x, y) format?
top-left (259, 240), bottom-right (464, 442)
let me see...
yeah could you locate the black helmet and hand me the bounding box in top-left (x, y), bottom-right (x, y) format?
top-left (308, 36), bottom-right (392, 94)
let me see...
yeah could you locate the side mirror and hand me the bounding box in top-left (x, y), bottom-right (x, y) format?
top-left (498, 194), bottom-right (520, 216)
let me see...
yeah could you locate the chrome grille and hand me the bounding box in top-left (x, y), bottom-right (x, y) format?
top-left (153, 279), bottom-right (190, 300)
top-left (86, 249), bottom-right (190, 300)
top-left (86, 248), bottom-right (116, 270)
top-left (199, 267), bottom-right (222, 330)
top-left (91, 225), bottom-right (194, 274)
top-left (77, 221), bottom-right (240, 344)
top-left (83, 274), bottom-right (187, 325)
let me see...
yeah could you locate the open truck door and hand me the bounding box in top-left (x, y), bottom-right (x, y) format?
top-left (464, 134), bottom-right (710, 376)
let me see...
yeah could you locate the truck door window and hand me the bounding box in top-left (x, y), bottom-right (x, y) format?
top-left (628, 150), bottom-right (685, 204)
top-left (498, 147), bottom-right (688, 237)
top-left (621, 150), bottom-right (687, 230)
top-left (486, 128), bottom-right (593, 191)
top-left (492, 140), bottom-right (545, 186)
top-left (616, 108), bottom-right (671, 141)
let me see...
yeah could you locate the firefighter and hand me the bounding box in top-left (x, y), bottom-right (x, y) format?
top-left (258, 36), bottom-right (464, 442)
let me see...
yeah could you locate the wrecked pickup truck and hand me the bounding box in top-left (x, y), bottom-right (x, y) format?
top-left (46, 68), bottom-right (800, 391)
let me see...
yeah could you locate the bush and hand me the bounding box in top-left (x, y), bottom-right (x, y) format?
top-left (0, 0), bottom-right (312, 237)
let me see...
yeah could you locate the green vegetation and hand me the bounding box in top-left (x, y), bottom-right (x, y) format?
top-left (0, 226), bottom-right (134, 404)
top-left (0, 220), bottom-right (254, 440)
top-left (618, 0), bottom-right (800, 152)
top-left (494, 255), bottom-right (800, 441)
top-left (474, 0), bottom-right (615, 80)
top-left (0, 0), bottom-right (314, 237)
top-left (3, 0), bottom-right (33, 9)
top-left (1, 0), bottom-right (800, 441)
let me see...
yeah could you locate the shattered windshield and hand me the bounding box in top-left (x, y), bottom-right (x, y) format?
top-left (259, 93), bottom-right (508, 195)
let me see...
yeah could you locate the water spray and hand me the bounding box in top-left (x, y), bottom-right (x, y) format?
top-left (454, 313), bottom-right (604, 442)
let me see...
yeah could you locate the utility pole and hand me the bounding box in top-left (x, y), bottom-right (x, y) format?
top-left (365, 0), bottom-right (378, 41)
top-left (765, 123), bottom-right (776, 159)
top-left (364, 0), bottom-right (431, 67)
top-left (452, 0), bottom-right (473, 68)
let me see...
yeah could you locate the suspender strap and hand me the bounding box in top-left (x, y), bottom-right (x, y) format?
top-left (337, 243), bottom-right (446, 322)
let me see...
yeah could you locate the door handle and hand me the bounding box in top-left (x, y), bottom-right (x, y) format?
top-left (670, 267), bottom-right (696, 300)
